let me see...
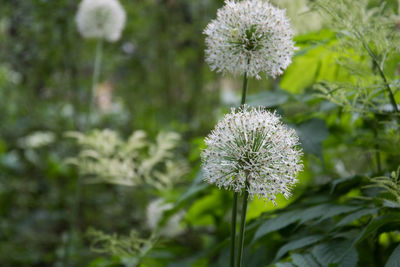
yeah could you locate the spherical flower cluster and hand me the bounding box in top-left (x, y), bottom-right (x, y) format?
top-left (204, 0), bottom-right (296, 79)
top-left (201, 106), bottom-right (303, 204)
top-left (76, 0), bottom-right (126, 42)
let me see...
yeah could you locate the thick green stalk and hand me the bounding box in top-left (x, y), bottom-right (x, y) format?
top-left (236, 187), bottom-right (249, 267)
top-left (231, 73), bottom-right (249, 267)
top-left (241, 74), bottom-right (249, 106)
top-left (230, 192), bottom-right (238, 267)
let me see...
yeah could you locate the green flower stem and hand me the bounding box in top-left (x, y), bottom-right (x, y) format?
top-left (230, 191), bottom-right (238, 267)
top-left (236, 186), bottom-right (249, 267)
top-left (241, 73), bottom-right (249, 106)
top-left (231, 72), bottom-right (249, 267)
top-left (87, 39), bottom-right (104, 126)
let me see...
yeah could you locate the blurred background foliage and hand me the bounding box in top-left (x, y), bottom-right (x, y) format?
top-left (0, 0), bottom-right (399, 266)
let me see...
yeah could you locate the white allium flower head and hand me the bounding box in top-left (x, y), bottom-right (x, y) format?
top-left (204, 0), bottom-right (296, 79)
top-left (146, 199), bottom-right (185, 238)
top-left (76, 0), bottom-right (126, 42)
top-left (201, 106), bottom-right (303, 204)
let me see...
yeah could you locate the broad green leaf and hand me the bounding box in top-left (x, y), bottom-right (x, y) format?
top-left (185, 189), bottom-right (227, 226)
top-left (339, 246), bottom-right (358, 267)
top-left (177, 171), bottom-right (209, 205)
top-left (253, 204), bottom-right (358, 243)
top-left (385, 243), bottom-right (400, 267)
top-left (253, 209), bottom-right (302, 243)
top-left (280, 37), bottom-right (352, 94)
top-left (383, 200), bottom-right (400, 209)
top-left (352, 214), bottom-right (400, 248)
top-left (291, 253), bottom-right (320, 267)
top-left (317, 205), bottom-right (361, 222)
top-left (275, 235), bottom-right (325, 261)
top-left (247, 89), bottom-right (290, 108)
top-left (312, 239), bottom-right (358, 267)
top-left (294, 119), bottom-right (329, 159)
top-left (336, 208), bottom-right (378, 227)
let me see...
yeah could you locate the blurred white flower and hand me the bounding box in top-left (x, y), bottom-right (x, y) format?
top-left (76, 0), bottom-right (126, 42)
top-left (201, 106), bottom-right (303, 204)
top-left (204, 0), bottom-right (296, 79)
top-left (18, 131), bottom-right (56, 149)
top-left (146, 199), bottom-right (185, 238)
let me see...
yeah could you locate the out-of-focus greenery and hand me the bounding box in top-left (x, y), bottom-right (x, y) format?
top-left (0, 0), bottom-right (399, 267)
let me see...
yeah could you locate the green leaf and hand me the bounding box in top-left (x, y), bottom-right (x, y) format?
top-left (276, 263), bottom-right (296, 267)
top-left (336, 208), bottom-right (378, 227)
top-left (247, 89), bottom-right (290, 108)
top-left (291, 253), bottom-right (321, 267)
top-left (294, 119), bottom-right (329, 159)
top-left (275, 235), bottom-right (325, 261)
top-left (185, 189), bottom-right (228, 226)
top-left (385, 243), bottom-right (400, 267)
top-left (352, 214), bottom-right (400, 247)
top-left (253, 204), bottom-right (358, 243)
top-left (253, 209), bottom-right (302, 243)
top-left (339, 246), bottom-right (358, 267)
top-left (311, 239), bottom-right (358, 267)
top-left (317, 205), bottom-right (361, 222)
top-left (177, 171), bottom-right (209, 205)
top-left (280, 36), bottom-right (350, 94)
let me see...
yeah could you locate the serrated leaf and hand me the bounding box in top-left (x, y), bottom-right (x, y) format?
top-left (275, 235), bottom-right (325, 261)
top-left (383, 200), bottom-right (400, 209)
top-left (352, 214), bottom-right (400, 246)
top-left (336, 208), bottom-right (378, 227)
top-left (312, 239), bottom-right (357, 266)
top-left (317, 205), bottom-right (361, 222)
top-left (253, 204), bottom-right (357, 243)
top-left (291, 253), bottom-right (320, 267)
top-left (339, 246), bottom-right (358, 267)
top-left (330, 175), bottom-right (362, 194)
top-left (385, 243), bottom-right (400, 267)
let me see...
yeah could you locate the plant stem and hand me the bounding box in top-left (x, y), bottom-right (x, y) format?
top-left (230, 191), bottom-right (238, 267)
top-left (241, 73), bottom-right (249, 106)
top-left (230, 73), bottom-right (249, 267)
top-left (357, 33), bottom-right (399, 113)
top-left (236, 187), bottom-right (249, 267)
top-left (373, 122), bottom-right (382, 173)
top-left (87, 39), bottom-right (104, 126)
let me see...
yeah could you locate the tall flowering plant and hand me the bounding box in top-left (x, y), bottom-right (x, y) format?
top-left (65, 0), bottom-right (126, 264)
top-left (202, 1), bottom-right (302, 266)
top-left (76, 0), bottom-right (126, 125)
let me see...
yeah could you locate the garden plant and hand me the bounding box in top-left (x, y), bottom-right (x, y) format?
top-left (0, 0), bottom-right (399, 266)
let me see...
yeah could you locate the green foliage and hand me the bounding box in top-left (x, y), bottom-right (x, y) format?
top-left (66, 129), bottom-right (188, 189)
top-left (87, 228), bottom-right (155, 263)
top-left (366, 166), bottom-right (400, 206)
top-left (312, 0), bottom-right (400, 113)
top-left (1, 0), bottom-right (400, 266)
